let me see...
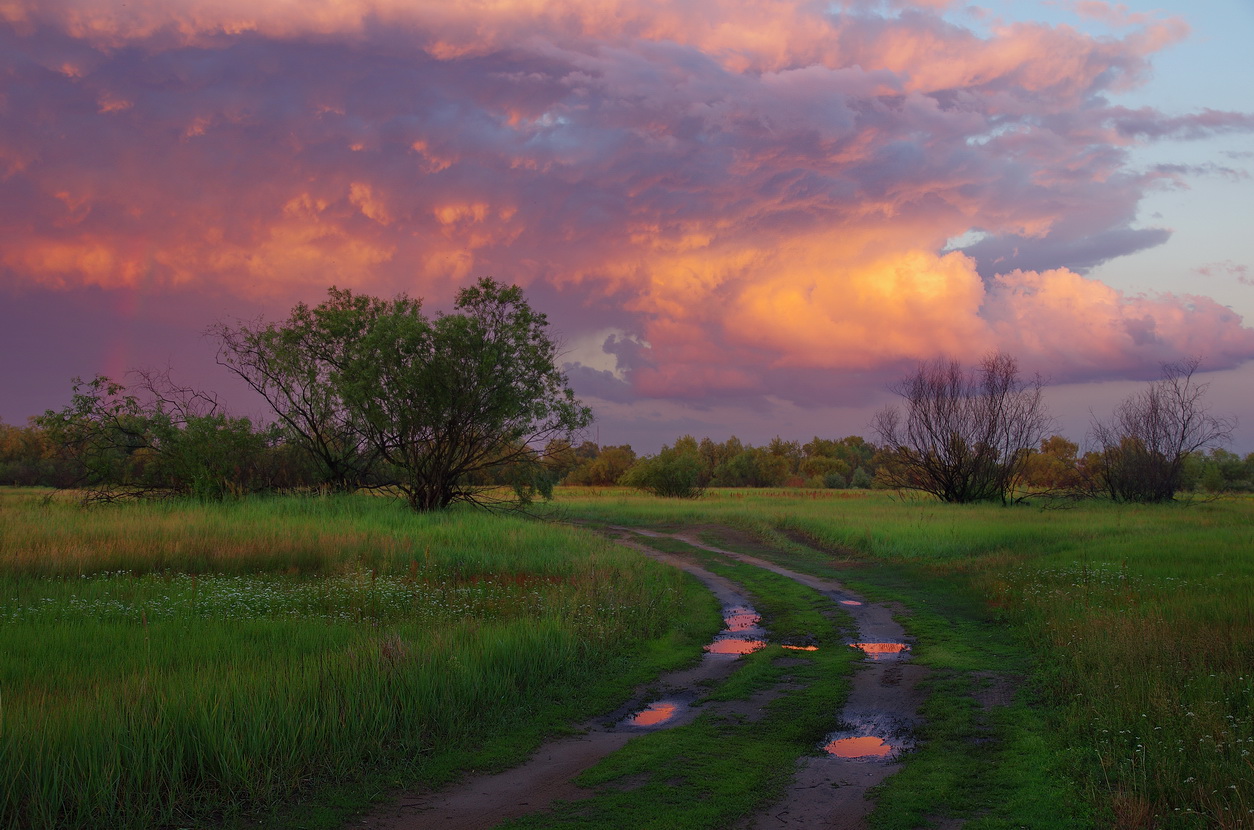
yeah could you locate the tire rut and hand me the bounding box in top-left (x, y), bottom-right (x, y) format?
top-left (350, 525), bottom-right (927, 830)
top-left (352, 531), bottom-right (772, 830)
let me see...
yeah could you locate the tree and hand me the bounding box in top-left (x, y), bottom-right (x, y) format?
top-left (1089, 358), bottom-right (1235, 503)
top-left (621, 442), bottom-right (706, 498)
top-left (35, 372), bottom-right (270, 501)
top-left (217, 278), bottom-right (591, 511)
top-left (872, 352), bottom-right (1049, 503)
top-left (211, 295), bottom-right (380, 491)
top-left (1021, 435), bottom-right (1084, 491)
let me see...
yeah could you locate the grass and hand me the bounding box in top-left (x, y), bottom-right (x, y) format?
top-left (501, 532), bottom-right (858, 829)
top-left (551, 487), bottom-right (1254, 829)
top-left (0, 489), bottom-right (713, 830)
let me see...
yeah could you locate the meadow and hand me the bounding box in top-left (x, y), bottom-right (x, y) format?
top-left (3, 486), bottom-right (1251, 829)
top-left (0, 489), bottom-right (708, 830)
top-left (552, 488), bottom-right (1254, 828)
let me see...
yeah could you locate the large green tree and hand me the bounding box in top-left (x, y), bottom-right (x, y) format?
top-left (218, 278), bottom-right (592, 511)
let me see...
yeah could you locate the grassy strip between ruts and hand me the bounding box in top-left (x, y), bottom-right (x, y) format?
top-left (686, 525), bottom-right (1086, 829)
top-left (552, 488), bottom-right (1254, 829)
top-left (499, 533), bottom-right (857, 830)
top-left (0, 489), bottom-right (719, 830)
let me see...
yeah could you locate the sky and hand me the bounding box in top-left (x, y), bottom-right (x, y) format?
top-left (2, 0), bottom-right (1252, 453)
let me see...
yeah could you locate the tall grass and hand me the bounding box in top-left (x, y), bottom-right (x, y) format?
top-left (0, 490), bottom-right (690, 830)
top-left (555, 487), bottom-right (1254, 828)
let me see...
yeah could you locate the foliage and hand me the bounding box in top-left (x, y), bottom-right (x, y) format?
top-left (33, 373), bottom-right (272, 502)
top-left (0, 419), bottom-right (63, 486)
top-left (561, 442), bottom-right (638, 485)
top-left (215, 278), bottom-right (592, 511)
top-left (1089, 358), bottom-right (1237, 502)
top-left (621, 442), bottom-right (706, 498)
top-left (873, 352), bottom-right (1050, 503)
top-left (709, 446), bottom-right (790, 487)
top-left (211, 301), bottom-right (380, 491)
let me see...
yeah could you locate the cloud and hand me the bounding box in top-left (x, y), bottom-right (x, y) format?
top-left (1, 0), bottom-right (1252, 414)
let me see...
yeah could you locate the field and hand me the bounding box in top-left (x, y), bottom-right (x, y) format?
top-left (0, 489), bottom-right (709, 830)
top-left (2, 486), bottom-right (1252, 829)
top-left (553, 488), bottom-right (1254, 828)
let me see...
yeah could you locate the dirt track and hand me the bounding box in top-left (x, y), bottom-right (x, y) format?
top-left (352, 526), bottom-right (927, 830)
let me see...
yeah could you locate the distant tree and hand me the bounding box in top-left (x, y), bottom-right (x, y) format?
top-left (621, 442), bottom-right (705, 498)
top-left (0, 419), bottom-right (59, 486)
top-left (872, 352), bottom-right (1050, 504)
top-left (566, 444), bottom-right (637, 485)
top-left (35, 372), bottom-right (270, 502)
top-left (1021, 435), bottom-right (1084, 491)
top-left (1089, 358), bottom-right (1236, 502)
top-left (711, 447), bottom-right (789, 487)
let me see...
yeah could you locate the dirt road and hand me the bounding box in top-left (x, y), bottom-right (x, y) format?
top-left (352, 526), bottom-right (927, 830)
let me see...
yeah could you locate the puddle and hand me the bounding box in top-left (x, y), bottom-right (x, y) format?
top-left (724, 607), bottom-right (760, 631)
top-left (704, 604), bottom-right (767, 656)
top-left (848, 642), bottom-right (910, 660)
top-left (824, 736), bottom-right (893, 759)
top-left (626, 700), bottom-right (681, 727)
top-left (840, 600), bottom-right (862, 606)
top-left (705, 638), bottom-right (766, 655)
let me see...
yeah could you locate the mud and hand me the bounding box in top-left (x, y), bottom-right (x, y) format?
top-left (351, 526), bottom-right (928, 830)
top-left (353, 534), bottom-right (770, 830)
top-left (649, 529), bottom-right (930, 830)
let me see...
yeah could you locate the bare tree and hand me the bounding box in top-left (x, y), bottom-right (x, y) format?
top-left (1088, 357), bottom-right (1235, 502)
top-left (873, 352), bottom-right (1050, 503)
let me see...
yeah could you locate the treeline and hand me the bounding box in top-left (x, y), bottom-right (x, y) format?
top-left (547, 434), bottom-right (1254, 496)
top-left (7, 412), bottom-right (1252, 498)
top-left (548, 435), bottom-right (875, 491)
top-left (1, 276), bottom-right (1247, 508)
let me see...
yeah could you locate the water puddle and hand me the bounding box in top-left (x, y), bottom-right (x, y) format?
top-left (840, 599), bottom-right (862, 606)
top-left (824, 736), bottom-right (893, 759)
top-left (848, 642), bottom-right (910, 660)
top-left (626, 700), bottom-right (681, 727)
top-left (724, 607), bottom-right (760, 631)
top-left (705, 637), bottom-right (767, 655)
top-left (821, 714), bottom-right (912, 762)
top-left (704, 604), bottom-right (767, 656)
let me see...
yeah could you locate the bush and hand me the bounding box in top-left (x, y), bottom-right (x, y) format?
top-left (621, 445), bottom-right (705, 498)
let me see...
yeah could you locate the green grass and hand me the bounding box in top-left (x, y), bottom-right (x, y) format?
top-left (0, 490), bottom-right (713, 830)
top-left (551, 488), bottom-right (1254, 828)
top-left (501, 533), bottom-right (857, 829)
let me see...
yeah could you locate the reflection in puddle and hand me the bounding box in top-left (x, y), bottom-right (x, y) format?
top-left (704, 604), bottom-right (768, 656)
top-left (628, 701), bottom-right (679, 727)
top-left (705, 638), bottom-right (766, 655)
top-left (781, 644), bottom-right (819, 651)
top-left (849, 642), bottom-right (910, 660)
top-left (840, 600), bottom-right (862, 606)
top-left (724, 607), bottom-right (760, 631)
top-left (824, 736), bottom-right (893, 758)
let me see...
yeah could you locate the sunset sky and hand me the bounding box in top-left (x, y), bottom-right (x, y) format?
top-left (2, 0), bottom-right (1252, 451)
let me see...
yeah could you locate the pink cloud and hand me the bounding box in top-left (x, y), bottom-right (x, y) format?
top-left (0, 0), bottom-right (1251, 416)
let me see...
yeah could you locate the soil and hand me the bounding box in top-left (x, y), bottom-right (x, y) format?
top-left (350, 526), bottom-right (930, 830)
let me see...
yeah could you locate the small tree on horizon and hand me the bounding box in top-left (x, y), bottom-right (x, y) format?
top-left (1088, 357), bottom-right (1235, 503)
